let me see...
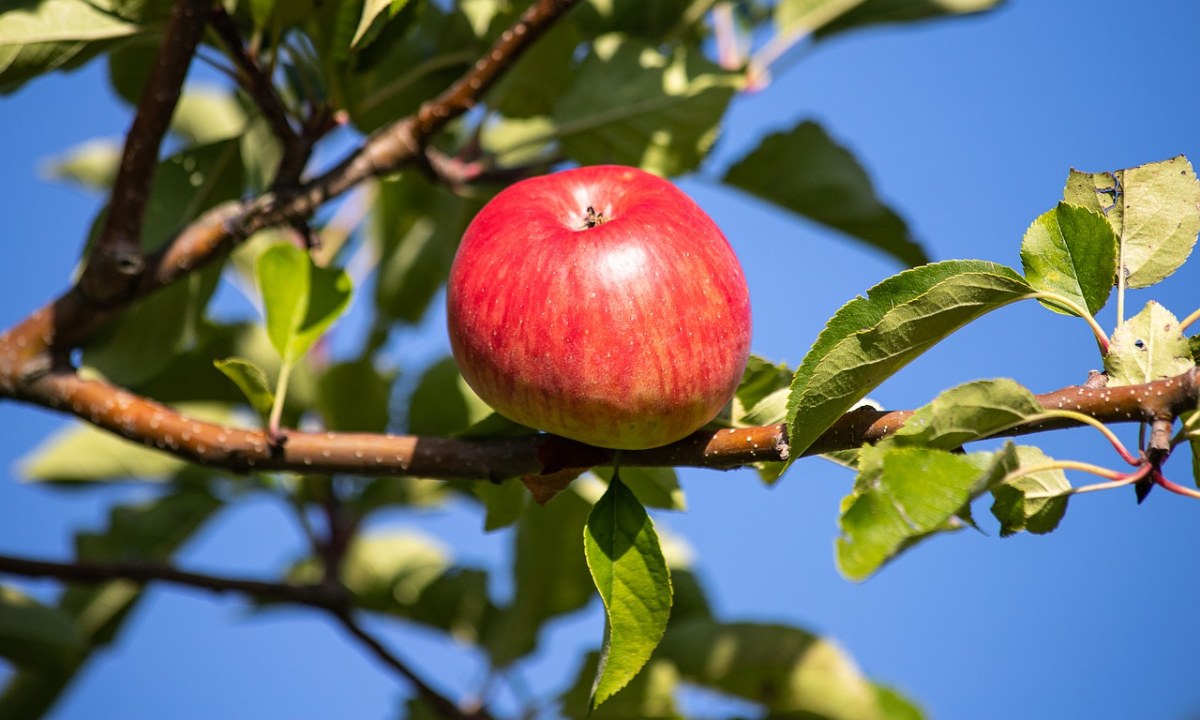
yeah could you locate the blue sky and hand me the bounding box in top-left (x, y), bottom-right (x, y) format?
top-left (1, 1), bottom-right (1199, 719)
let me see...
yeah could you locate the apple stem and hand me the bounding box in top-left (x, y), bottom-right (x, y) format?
top-left (611, 449), bottom-right (623, 483)
top-left (583, 206), bottom-right (606, 229)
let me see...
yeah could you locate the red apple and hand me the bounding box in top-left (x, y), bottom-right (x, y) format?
top-left (446, 165), bottom-right (751, 450)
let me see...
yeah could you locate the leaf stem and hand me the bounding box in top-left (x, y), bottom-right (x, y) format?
top-left (1153, 470), bottom-right (1200, 499)
top-left (1001, 459), bottom-right (1126, 486)
top-left (1027, 410), bottom-right (1139, 466)
top-left (1179, 306), bottom-right (1200, 333)
top-left (268, 361), bottom-right (294, 438)
top-left (1025, 292), bottom-right (1109, 355)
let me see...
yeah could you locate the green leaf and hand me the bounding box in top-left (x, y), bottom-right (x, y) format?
top-left (0, 489), bottom-right (221, 718)
top-left (1019, 202), bottom-right (1118, 317)
top-left (892, 378), bottom-right (1044, 450)
top-left (41, 138), bottom-right (120, 191)
top-left (106, 33), bottom-right (157, 104)
top-left (372, 173), bottom-right (484, 324)
top-left (291, 531), bottom-right (449, 612)
top-left (1186, 411), bottom-right (1200, 488)
top-left (787, 260), bottom-right (1034, 457)
top-left (560, 652), bottom-right (682, 720)
top-left (487, 20), bottom-right (581, 118)
top-left (776, 0), bottom-right (876, 35)
top-left (874, 683), bottom-right (927, 720)
top-left (584, 477), bottom-right (672, 707)
top-left (18, 403), bottom-right (233, 484)
top-left (256, 243), bottom-right (353, 365)
top-left (486, 486), bottom-right (595, 665)
top-left (813, 0), bottom-right (1003, 40)
top-left (1064, 156), bottom-right (1200, 288)
top-left (474, 480), bottom-right (528, 532)
top-left (550, 34), bottom-right (740, 177)
top-left (0, 587), bottom-right (84, 671)
top-left (595, 466), bottom-right (685, 511)
top-left (82, 139), bottom-right (243, 386)
top-left (407, 357), bottom-right (493, 436)
top-left (574, 0), bottom-right (697, 43)
top-left (317, 358), bottom-right (394, 432)
top-left (214, 357), bottom-right (275, 423)
top-left (170, 88), bottom-right (247, 144)
top-left (0, 0), bottom-right (144, 94)
top-left (351, 0), bottom-right (412, 50)
top-left (837, 443), bottom-right (1006, 580)
top-left (732, 355), bottom-right (793, 427)
top-left (658, 620), bottom-right (881, 720)
top-left (406, 567), bottom-right (496, 642)
top-left (990, 445), bottom-right (1070, 537)
top-left (724, 120), bottom-right (927, 267)
top-left (1104, 301), bottom-right (1195, 386)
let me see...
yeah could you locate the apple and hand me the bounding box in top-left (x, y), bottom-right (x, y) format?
top-left (446, 165), bottom-right (752, 450)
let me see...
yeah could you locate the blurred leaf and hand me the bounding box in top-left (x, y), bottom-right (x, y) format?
top-left (41, 138), bottom-right (120, 191)
top-left (257, 243), bottom-right (353, 365)
top-left (246, 0), bottom-right (278, 27)
top-left (106, 34), bottom-right (157, 104)
top-left (351, 0), bottom-right (412, 49)
top-left (214, 357), bottom-right (275, 423)
top-left (786, 260), bottom-right (1033, 457)
top-left (238, 113), bottom-right (284, 192)
top-left (353, 476), bottom-right (449, 514)
top-left (171, 88), bottom-right (247, 144)
top-left (0, 587), bottom-right (84, 671)
top-left (336, 4), bottom-right (477, 133)
top-left (317, 358), bottom-right (394, 432)
top-left (874, 684), bottom-right (926, 720)
top-left (481, 115), bottom-right (559, 168)
top-left (584, 477), bottom-right (672, 707)
top-left (487, 20), bottom-right (581, 118)
top-left (1063, 156), bottom-right (1200, 288)
top-left (303, 532), bottom-right (449, 612)
top-left (1020, 203), bottom-right (1117, 317)
top-left (561, 652), bottom-right (682, 720)
top-left (0, 488), bottom-right (220, 719)
top-left (0, 0), bottom-right (144, 94)
top-left (1104, 301), bottom-right (1194, 386)
top-left (372, 173), bottom-right (484, 324)
top-left (549, 34), bottom-right (741, 177)
top-left (486, 486), bottom-right (595, 665)
top-left (18, 403), bottom-right (232, 484)
top-left (724, 120), bottom-right (926, 267)
top-left (990, 445), bottom-right (1070, 537)
top-left (595, 466), bottom-right (685, 511)
top-left (891, 378), bottom-right (1043, 450)
top-left (408, 357), bottom-right (493, 436)
top-left (406, 567), bottom-right (496, 642)
top-left (659, 620), bottom-right (880, 720)
top-left (575, 0), bottom-right (697, 42)
top-left (813, 0), bottom-right (1003, 40)
top-left (474, 480), bottom-right (528, 531)
top-left (82, 138), bottom-right (243, 386)
top-left (837, 442), bottom-right (1006, 580)
top-left (776, 0), bottom-right (874, 35)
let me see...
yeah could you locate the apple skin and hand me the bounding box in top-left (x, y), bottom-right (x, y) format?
top-left (446, 165), bottom-right (751, 450)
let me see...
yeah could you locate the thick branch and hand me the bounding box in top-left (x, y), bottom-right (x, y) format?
top-left (79, 0), bottom-right (210, 306)
top-left (12, 368), bottom-right (1199, 480)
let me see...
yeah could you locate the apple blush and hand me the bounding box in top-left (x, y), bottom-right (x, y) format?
top-left (446, 165), bottom-right (751, 450)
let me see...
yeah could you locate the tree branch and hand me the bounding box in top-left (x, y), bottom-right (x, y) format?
top-left (0, 0), bottom-right (582, 387)
top-left (78, 0), bottom-right (211, 307)
top-left (0, 553), bottom-right (491, 719)
top-left (11, 367), bottom-right (1199, 481)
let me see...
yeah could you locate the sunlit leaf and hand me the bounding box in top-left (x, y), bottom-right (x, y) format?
top-left (990, 445), bottom-right (1070, 537)
top-left (1063, 156), bottom-right (1200, 288)
top-left (787, 260), bottom-right (1033, 457)
top-left (257, 243), bottom-right (353, 365)
top-left (351, 0), bottom-right (413, 50)
top-left (659, 620), bottom-right (880, 720)
top-left (0, 0), bottom-right (144, 94)
top-left (170, 88), bottom-right (247, 144)
top-left (550, 34), bottom-right (741, 177)
top-left (560, 652), bottom-right (682, 720)
top-left (732, 355), bottom-right (792, 427)
top-left (892, 378), bottom-right (1043, 450)
top-left (874, 683), bottom-right (927, 720)
top-left (407, 357), bottom-right (493, 436)
top-left (595, 466), bottom-right (685, 511)
top-left (584, 477), bottom-right (672, 707)
top-left (724, 120), bottom-right (926, 267)
top-left (1104, 301), bottom-right (1194, 386)
top-left (41, 138), bottom-right (120, 191)
top-left (837, 442), bottom-right (1007, 580)
top-left (213, 357), bottom-right (275, 423)
top-left (290, 532), bottom-right (449, 612)
top-left (1020, 203), bottom-right (1117, 317)
top-left (813, 0), bottom-right (1003, 39)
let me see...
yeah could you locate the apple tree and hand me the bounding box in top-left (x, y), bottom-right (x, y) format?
top-left (0, 1), bottom-right (1198, 718)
